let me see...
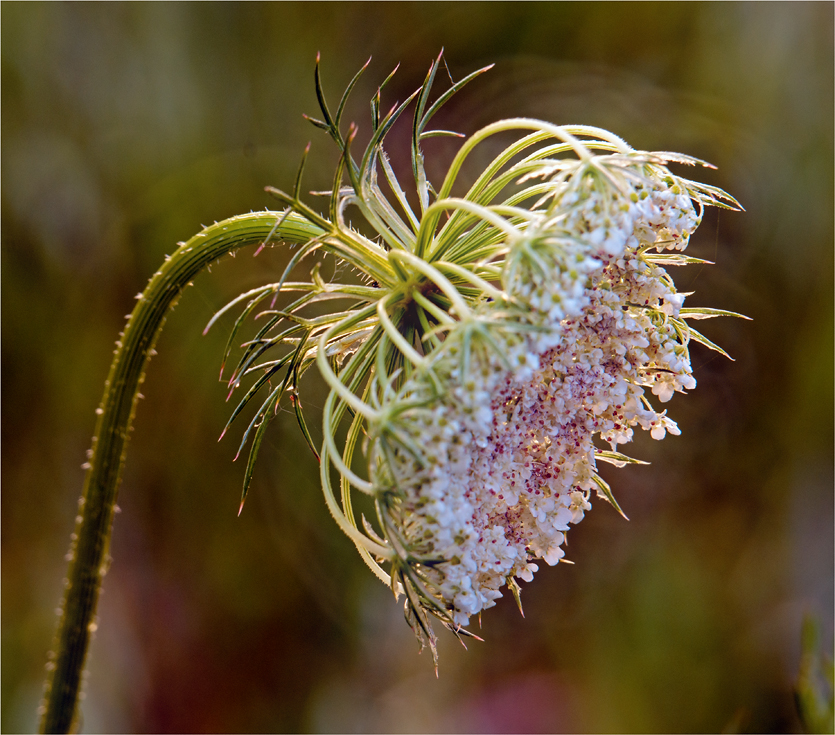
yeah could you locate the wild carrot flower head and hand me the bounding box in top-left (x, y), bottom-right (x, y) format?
top-left (214, 52), bottom-right (744, 664)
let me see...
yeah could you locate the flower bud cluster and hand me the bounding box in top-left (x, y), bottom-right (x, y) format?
top-left (370, 155), bottom-right (707, 627)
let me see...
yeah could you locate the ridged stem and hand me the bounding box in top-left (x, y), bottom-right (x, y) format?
top-left (39, 211), bottom-right (324, 734)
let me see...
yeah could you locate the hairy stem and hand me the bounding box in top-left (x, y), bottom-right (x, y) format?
top-left (39, 211), bottom-right (324, 734)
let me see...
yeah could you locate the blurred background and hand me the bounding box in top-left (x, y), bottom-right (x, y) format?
top-left (3, 3), bottom-right (832, 733)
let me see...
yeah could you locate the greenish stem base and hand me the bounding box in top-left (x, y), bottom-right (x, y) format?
top-left (39, 211), bottom-right (324, 734)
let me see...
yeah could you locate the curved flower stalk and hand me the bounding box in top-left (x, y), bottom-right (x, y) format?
top-left (219, 52), bottom-right (745, 664)
top-left (40, 212), bottom-right (326, 734)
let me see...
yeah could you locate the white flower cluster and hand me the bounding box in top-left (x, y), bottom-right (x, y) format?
top-left (369, 156), bottom-right (708, 628)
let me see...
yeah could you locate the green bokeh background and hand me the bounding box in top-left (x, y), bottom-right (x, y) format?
top-left (3, 3), bottom-right (832, 732)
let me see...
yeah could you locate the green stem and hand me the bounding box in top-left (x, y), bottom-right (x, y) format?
top-left (39, 211), bottom-right (324, 734)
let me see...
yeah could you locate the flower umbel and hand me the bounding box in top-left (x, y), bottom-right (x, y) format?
top-left (218, 52), bottom-right (745, 664)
